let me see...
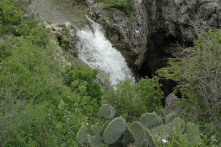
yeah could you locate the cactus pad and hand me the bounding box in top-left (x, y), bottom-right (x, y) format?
top-left (103, 117), bottom-right (126, 144)
top-left (141, 139), bottom-right (149, 147)
top-left (144, 128), bottom-right (156, 147)
top-left (140, 113), bottom-right (163, 130)
top-left (123, 123), bottom-right (135, 144)
top-left (101, 120), bottom-right (110, 136)
top-left (130, 121), bottom-right (146, 147)
top-left (165, 123), bottom-right (173, 136)
top-left (151, 124), bottom-right (169, 142)
top-left (87, 125), bottom-right (102, 147)
top-left (171, 117), bottom-right (185, 133)
top-left (166, 112), bottom-right (176, 124)
top-left (100, 104), bottom-right (115, 119)
top-left (77, 125), bottom-right (88, 145)
top-left (184, 123), bottom-right (200, 144)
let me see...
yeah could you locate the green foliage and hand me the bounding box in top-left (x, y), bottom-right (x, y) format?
top-left (135, 76), bottom-right (164, 113)
top-left (146, 0), bottom-right (152, 6)
top-left (14, 18), bottom-right (51, 47)
top-left (61, 35), bottom-right (69, 48)
top-left (157, 29), bottom-right (221, 146)
top-left (0, 0), bottom-right (24, 34)
top-left (157, 29), bottom-right (221, 130)
top-left (62, 64), bottom-right (103, 105)
top-left (0, 42), bottom-right (11, 63)
top-left (0, 35), bottom-right (60, 100)
top-left (99, 0), bottom-right (136, 14)
top-left (102, 76), bottom-right (163, 121)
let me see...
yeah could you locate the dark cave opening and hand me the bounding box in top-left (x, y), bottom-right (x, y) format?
top-left (136, 35), bottom-right (193, 106)
top-left (137, 61), bottom-right (153, 79)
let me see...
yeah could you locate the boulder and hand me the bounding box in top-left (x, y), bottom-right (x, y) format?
top-left (165, 93), bottom-right (187, 115)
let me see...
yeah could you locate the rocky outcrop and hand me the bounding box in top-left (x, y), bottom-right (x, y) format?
top-left (87, 0), bottom-right (221, 73)
top-left (45, 21), bottom-right (79, 58)
top-left (88, 1), bottom-right (149, 72)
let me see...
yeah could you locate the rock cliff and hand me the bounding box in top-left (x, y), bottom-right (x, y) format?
top-left (85, 0), bottom-right (221, 95)
top-left (87, 0), bottom-right (221, 72)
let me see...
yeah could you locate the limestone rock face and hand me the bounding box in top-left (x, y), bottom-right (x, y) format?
top-left (87, 0), bottom-right (221, 75)
top-left (88, 1), bottom-right (149, 71)
top-left (49, 22), bottom-right (79, 58)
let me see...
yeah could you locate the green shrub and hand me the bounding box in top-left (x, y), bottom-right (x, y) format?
top-left (0, 0), bottom-right (24, 34)
top-left (14, 18), bottom-right (51, 47)
top-left (102, 76), bottom-right (164, 121)
top-left (0, 36), bottom-right (61, 101)
top-left (62, 64), bottom-right (103, 106)
top-left (135, 76), bottom-right (164, 114)
top-left (0, 98), bottom-right (90, 146)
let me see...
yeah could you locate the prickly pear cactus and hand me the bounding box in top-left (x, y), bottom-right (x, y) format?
top-left (100, 104), bottom-right (115, 120)
top-left (76, 104), bottom-right (201, 147)
top-left (140, 113), bottom-right (163, 130)
top-left (144, 128), bottom-right (156, 147)
top-left (184, 123), bottom-right (200, 144)
top-left (77, 125), bottom-right (88, 145)
top-left (130, 121), bottom-right (146, 147)
top-left (166, 112), bottom-right (176, 124)
top-left (151, 124), bottom-right (169, 142)
top-left (141, 138), bottom-right (148, 147)
top-left (101, 120), bottom-right (110, 136)
top-left (123, 123), bottom-right (135, 144)
top-left (103, 116), bottom-right (126, 144)
top-left (87, 125), bottom-right (102, 147)
top-left (171, 117), bottom-right (185, 133)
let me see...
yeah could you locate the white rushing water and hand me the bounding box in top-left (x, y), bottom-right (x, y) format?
top-left (76, 16), bottom-right (134, 85)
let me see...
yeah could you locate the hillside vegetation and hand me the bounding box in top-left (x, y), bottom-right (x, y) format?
top-left (0, 0), bottom-right (220, 146)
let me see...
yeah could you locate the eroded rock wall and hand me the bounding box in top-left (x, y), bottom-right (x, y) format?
top-left (84, 0), bottom-right (221, 95)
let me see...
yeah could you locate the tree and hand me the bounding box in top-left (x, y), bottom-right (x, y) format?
top-left (157, 29), bottom-right (221, 129)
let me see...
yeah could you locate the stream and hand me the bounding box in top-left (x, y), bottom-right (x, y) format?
top-left (29, 0), bottom-right (134, 85)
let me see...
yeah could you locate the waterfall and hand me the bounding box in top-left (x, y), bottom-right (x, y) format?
top-left (28, 0), bottom-right (134, 85)
top-left (76, 16), bottom-right (134, 85)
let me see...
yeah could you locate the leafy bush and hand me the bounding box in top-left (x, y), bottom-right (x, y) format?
top-left (0, 36), bottom-right (61, 101)
top-left (0, 0), bottom-right (24, 34)
top-left (62, 64), bottom-right (103, 106)
top-left (157, 29), bottom-right (221, 131)
top-left (135, 76), bottom-right (164, 113)
top-left (102, 76), bottom-right (164, 121)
